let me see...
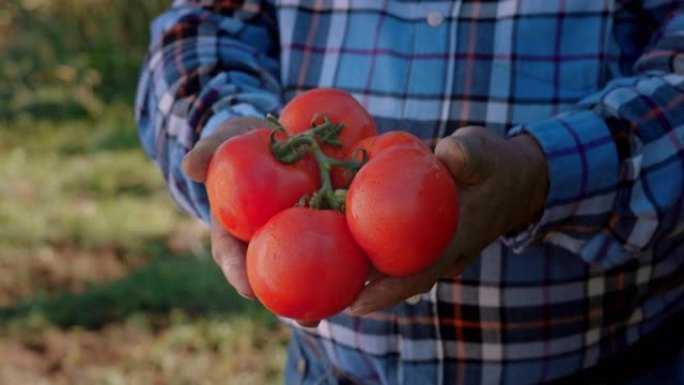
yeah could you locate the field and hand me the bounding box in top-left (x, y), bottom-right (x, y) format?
top-left (0, 1), bottom-right (288, 384)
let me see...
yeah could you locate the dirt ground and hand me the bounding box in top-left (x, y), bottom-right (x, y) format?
top-left (0, 248), bottom-right (132, 307)
top-left (0, 314), bottom-right (289, 385)
top-left (0, 234), bottom-right (288, 385)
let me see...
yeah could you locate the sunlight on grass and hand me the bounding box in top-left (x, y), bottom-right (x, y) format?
top-left (0, 81), bottom-right (286, 385)
top-left (0, 104), bottom-right (201, 258)
top-left (1, 312), bottom-right (288, 385)
top-left (0, 1), bottom-right (288, 383)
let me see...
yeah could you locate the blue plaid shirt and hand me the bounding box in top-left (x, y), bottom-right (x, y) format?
top-left (136, 1), bottom-right (684, 383)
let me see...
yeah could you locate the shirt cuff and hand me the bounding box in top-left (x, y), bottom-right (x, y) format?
top-left (502, 110), bottom-right (620, 262)
top-left (200, 102), bottom-right (269, 139)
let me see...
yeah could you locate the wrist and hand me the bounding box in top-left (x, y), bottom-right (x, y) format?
top-left (509, 134), bottom-right (549, 228)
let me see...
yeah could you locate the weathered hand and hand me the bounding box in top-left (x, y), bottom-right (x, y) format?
top-left (348, 126), bottom-right (549, 316)
top-left (182, 116), bottom-right (267, 299)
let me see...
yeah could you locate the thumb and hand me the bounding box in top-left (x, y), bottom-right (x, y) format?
top-left (348, 244), bottom-right (460, 316)
top-left (434, 126), bottom-right (494, 186)
top-left (348, 272), bottom-right (438, 316)
top-left (182, 116), bottom-right (267, 182)
top-left (182, 137), bottom-right (225, 182)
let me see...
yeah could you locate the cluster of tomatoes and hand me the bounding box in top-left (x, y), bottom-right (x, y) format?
top-left (206, 89), bottom-right (459, 322)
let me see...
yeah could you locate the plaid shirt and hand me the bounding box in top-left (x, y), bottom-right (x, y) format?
top-left (135, 0), bottom-right (684, 383)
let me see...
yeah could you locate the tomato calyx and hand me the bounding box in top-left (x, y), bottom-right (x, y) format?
top-left (267, 114), bottom-right (340, 163)
top-left (267, 114), bottom-right (367, 211)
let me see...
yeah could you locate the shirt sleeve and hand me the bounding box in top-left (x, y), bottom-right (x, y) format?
top-left (503, 2), bottom-right (684, 269)
top-left (134, 0), bottom-right (282, 224)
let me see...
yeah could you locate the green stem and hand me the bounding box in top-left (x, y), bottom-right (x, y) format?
top-left (326, 158), bottom-right (363, 169)
top-left (309, 141), bottom-right (343, 210)
top-left (268, 115), bottom-right (365, 211)
top-left (276, 133), bottom-right (343, 210)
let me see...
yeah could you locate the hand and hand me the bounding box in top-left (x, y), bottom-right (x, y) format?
top-left (182, 116), bottom-right (267, 299)
top-left (348, 126), bottom-right (549, 316)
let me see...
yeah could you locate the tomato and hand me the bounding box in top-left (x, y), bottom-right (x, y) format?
top-left (279, 88), bottom-right (377, 159)
top-left (345, 146), bottom-right (459, 277)
top-left (351, 131), bottom-right (430, 158)
top-left (332, 131), bottom-right (430, 188)
top-left (246, 208), bottom-right (369, 321)
top-left (206, 129), bottom-right (319, 242)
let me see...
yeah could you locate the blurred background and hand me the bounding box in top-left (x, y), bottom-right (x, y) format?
top-left (0, 1), bottom-right (287, 384)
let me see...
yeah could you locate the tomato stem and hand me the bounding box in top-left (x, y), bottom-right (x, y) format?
top-left (309, 142), bottom-right (344, 211)
top-left (268, 114), bottom-right (365, 211)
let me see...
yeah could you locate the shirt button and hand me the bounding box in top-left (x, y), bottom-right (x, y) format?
top-left (426, 11), bottom-right (444, 27)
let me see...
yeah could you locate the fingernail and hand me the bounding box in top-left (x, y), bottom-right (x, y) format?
top-left (405, 294), bottom-right (422, 305)
top-left (236, 289), bottom-right (256, 301)
top-left (297, 320), bottom-right (320, 328)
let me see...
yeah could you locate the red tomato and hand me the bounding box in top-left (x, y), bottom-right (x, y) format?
top-left (351, 131), bottom-right (430, 158)
top-left (247, 208), bottom-right (369, 321)
top-left (332, 131), bottom-right (430, 188)
top-left (206, 129), bottom-right (319, 242)
top-left (346, 146), bottom-right (459, 277)
top-left (279, 88), bottom-right (377, 159)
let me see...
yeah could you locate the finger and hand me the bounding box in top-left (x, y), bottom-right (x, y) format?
top-left (435, 126), bottom-right (492, 185)
top-left (210, 216), bottom-right (255, 300)
top-left (348, 269), bottom-right (439, 316)
top-left (182, 137), bottom-right (225, 182)
top-left (297, 320), bottom-right (320, 328)
top-left (349, 233), bottom-right (468, 316)
top-left (367, 266), bottom-right (384, 282)
top-left (404, 294), bottom-right (422, 305)
top-left (442, 252), bottom-right (473, 278)
top-left (435, 136), bottom-right (467, 181)
top-left (182, 116), bottom-right (268, 182)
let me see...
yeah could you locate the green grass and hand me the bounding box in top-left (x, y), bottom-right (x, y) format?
top-left (0, 103), bottom-right (190, 257)
top-left (0, 256), bottom-right (278, 330)
top-left (0, 2), bottom-right (288, 383)
top-left (0, 0), bottom-right (169, 119)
